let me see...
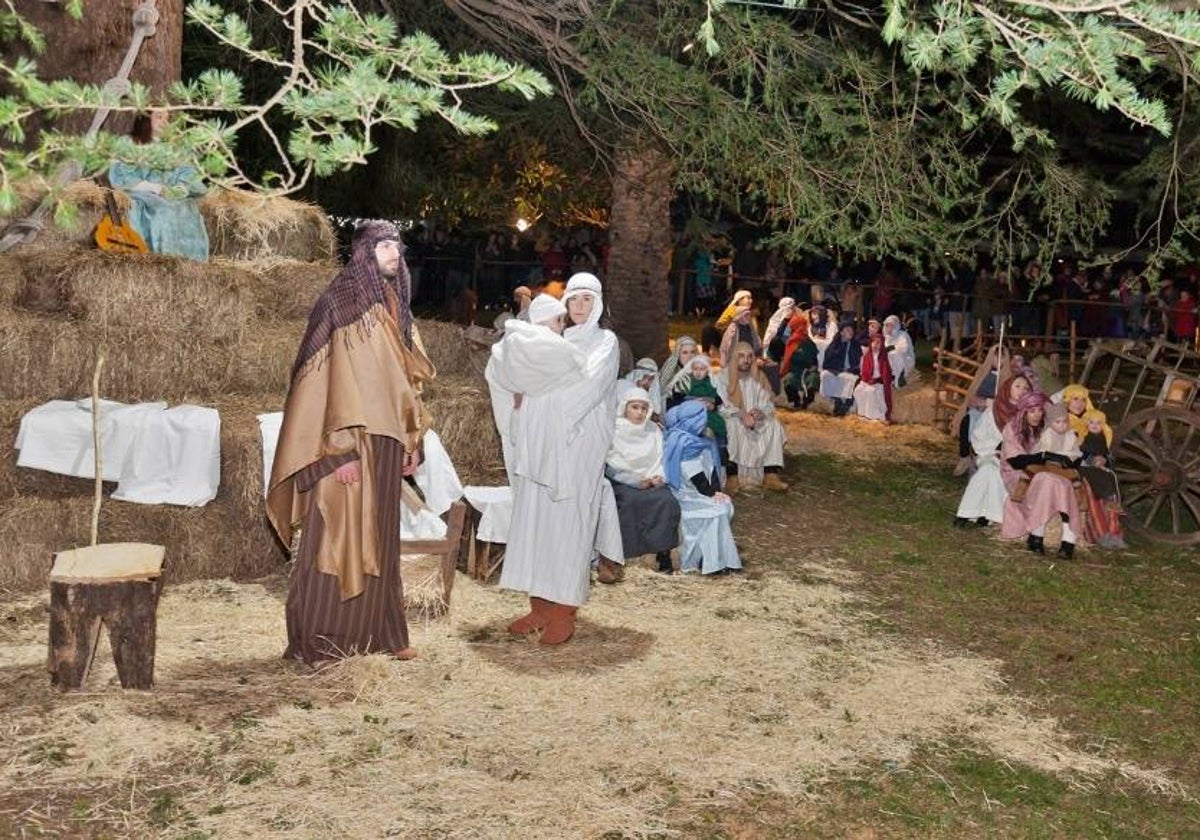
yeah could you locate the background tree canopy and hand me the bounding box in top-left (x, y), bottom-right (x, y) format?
top-left (5, 0), bottom-right (1200, 354)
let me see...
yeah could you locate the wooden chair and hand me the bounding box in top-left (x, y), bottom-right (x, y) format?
top-left (401, 500), bottom-right (467, 614)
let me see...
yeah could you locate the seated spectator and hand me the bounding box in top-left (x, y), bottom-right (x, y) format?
top-left (658, 335), bottom-right (699, 399)
top-left (762, 296), bottom-right (797, 363)
top-left (719, 303), bottom-right (763, 370)
top-left (954, 369), bottom-right (1032, 527)
top-left (624, 357), bottom-right (664, 422)
top-left (820, 322), bottom-right (862, 417)
top-left (663, 402), bottom-right (742, 575)
top-left (882, 314), bottom-right (916, 387)
top-left (605, 387), bottom-right (682, 574)
top-left (807, 303), bottom-right (837, 368)
top-left (1078, 408), bottom-right (1124, 548)
top-left (1001, 392), bottom-right (1082, 558)
top-left (853, 332), bottom-right (892, 422)
top-left (720, 342), bottom-right (789, 494)
top-left (1010, 402), bottom-right (1084, 505)
top-left (666, 355), bottom-right (727, 444)
top-left (780, 312), bottom-right (819, 409)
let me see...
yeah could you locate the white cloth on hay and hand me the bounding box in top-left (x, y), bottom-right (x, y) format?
top-left (258, 413), bottom-right (463, 540)
top-left (462, 485), bottom-right (513, 543)
top-left (820, 370), bottom-right (857, 400)
top-left (16, 399), bottom-right (220, 506)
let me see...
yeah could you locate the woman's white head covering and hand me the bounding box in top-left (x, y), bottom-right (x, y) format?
top-left (883, 314), bottom-right (901, 333)
top-left (528, 293), bottom-right (566, 326)
top-left (607, 385), bottom-right (664, 480)
top-left (563, 272), bottom-right (604, 332)
top-left (762, 296), bottom-right (797, 348)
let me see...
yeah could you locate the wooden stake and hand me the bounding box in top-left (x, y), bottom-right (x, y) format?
top-left (90, 352), bottom-right (106, 547)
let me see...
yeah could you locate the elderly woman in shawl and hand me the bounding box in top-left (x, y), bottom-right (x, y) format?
top-left (664, 402), bottom-right (741, 574)
top-left (487, 275), bottom-right (619, 644)
top-left (1001, 391), bottom-right (1083, 557)
top-left (268, 220), bottom-right (433, 665)
top-left (606, 386), bottom-right (682, 574)
top-left (657, 336), bottom-right (699, 400)
top-left (720, 342), bottom-right (789, 493)
top-left (953, 368), bottom-right (1033, 528)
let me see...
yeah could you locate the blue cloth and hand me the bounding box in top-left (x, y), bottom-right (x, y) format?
top-left (108, 161), bottom-right (209, 261)
top-left (663, 402), bottom-right (721, 491)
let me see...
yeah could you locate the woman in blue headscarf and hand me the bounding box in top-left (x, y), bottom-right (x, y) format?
top-left (663, 402), bottom-right (742, 575)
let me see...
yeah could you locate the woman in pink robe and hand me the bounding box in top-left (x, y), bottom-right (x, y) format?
top-left (1000, 391), bottom-right (1082, 558)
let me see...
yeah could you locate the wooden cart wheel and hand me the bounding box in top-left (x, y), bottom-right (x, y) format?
top-left (1111, 407), bottom-right (1200, 545)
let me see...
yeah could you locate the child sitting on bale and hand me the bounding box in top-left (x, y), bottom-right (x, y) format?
top-left (1010, 402), bottom-right (1085, 507)
top-left (605, 386), bottom-right (682, 574)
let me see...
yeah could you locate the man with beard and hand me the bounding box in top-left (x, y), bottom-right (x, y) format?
top-left (719, 341), bottom-right (789, 494)
top-left (267, 220), bottom-right (434, 665)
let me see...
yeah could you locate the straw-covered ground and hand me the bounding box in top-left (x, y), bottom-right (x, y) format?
top-left (2, 416), bottom-right (1194, 837)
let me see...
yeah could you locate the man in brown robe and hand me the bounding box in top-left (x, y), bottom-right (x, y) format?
top-left (267, 220), bottom-right (434, 665)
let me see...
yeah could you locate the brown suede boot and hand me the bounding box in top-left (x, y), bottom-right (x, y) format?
top-left (724, 475), bottom-right (741, 495)
top-left (597, 557), bottom-right (624, 584)
top-left (539, 602), bottom-right (578, 646)
top-left (762, 473), bottom-right (789, 492)
top-left (508, 596), bottom-right (551, 634)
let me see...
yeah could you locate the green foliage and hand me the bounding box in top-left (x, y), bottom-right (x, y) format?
top-left (0, 0), bottom-right (551, 211)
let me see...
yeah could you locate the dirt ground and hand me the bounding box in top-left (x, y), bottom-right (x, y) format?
top-left (0, 413), bottom-right (1185, 838)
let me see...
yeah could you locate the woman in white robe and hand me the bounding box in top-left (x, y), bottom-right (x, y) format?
top-left (487, 277), bottom-right (619, 645)
top-left (882, 315), bottom-right (916, 387)
top-left (954, 371), bottom-right (1034, 527)
top-left (663, 401), bottom-right (741, 575)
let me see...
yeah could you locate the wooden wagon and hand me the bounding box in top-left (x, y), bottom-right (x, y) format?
top-left (1078, 337), bottom-right (1200, 545)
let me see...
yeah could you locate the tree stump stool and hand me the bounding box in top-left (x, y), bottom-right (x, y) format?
top-left (48, 542), bottom-right (166, 690)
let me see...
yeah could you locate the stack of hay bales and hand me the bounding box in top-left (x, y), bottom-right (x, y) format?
top-left (0, 189), bottom-right (504, 593)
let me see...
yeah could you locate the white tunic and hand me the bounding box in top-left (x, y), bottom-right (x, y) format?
top-left (719, 372), bottom-right (785, 469)
top-left (674, 452), bottom-right (741, 575)
top-left (488, 321), bottom-right (619, 606)
top-left (955, 409), bottom-right (1007, 523)
top-left (886, 326), bottom-right (916, 386)
top-left (820, 370), bottom-right (858, 400)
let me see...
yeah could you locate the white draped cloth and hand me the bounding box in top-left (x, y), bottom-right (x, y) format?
top-left (719, 371), bottom-right (785, 470)
top-left (955, 408), bottom-right (1007, 524)
top-left (17, 399), bottom-right (220, 506)
top-left (820, 370), bottom-right (858, 400)
top-left (487, 302), bottom-right (619, 606)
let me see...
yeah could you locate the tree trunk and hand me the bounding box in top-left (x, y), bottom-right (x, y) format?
top-left (6, 0), bottom-right (183, 137)
top-left (605, 143), bottom-right (674, 360)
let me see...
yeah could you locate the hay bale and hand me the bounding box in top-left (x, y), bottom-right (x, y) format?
top-left (1, 181), bottom-right (335, 262)
top-left (4, 248), bottom-right (253, 344)
top-left (400, 553), bottom-right (452, 621)
top-left (0, 496), bottom-right (285, 593)
top-left (423, 374), bottom-right (504, 486)
top-left (417, 319), bottom-right (487, 380)
top-left (0, 308), bottom-right (305, 403)
top-left (201, 189), bottom-right (335, 263)
top-left (242, 259), bottom-right (338, 320)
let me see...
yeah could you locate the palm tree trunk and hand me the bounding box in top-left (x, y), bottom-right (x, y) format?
top-left (605, 143), bottom-right (674, 360)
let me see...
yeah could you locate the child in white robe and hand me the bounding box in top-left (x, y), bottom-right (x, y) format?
top-left (605, 387), bottom-right (681, 573)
